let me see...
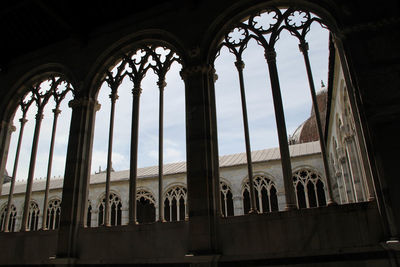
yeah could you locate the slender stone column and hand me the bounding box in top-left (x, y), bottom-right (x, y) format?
top-left (21, 110), bottom-right (44, 231)
top-left (4, 117), bottom-right (26, 232)
top-left (158, 79), bottom-right (166, 222)
top-left (299, 42), bottom-right (335, 205)
top-left (128, 86), bottom-right (142, 225)
top-left (104, 91), bottom-right (118, 226)
top-left (42, 108), bottom-right (61, 229)
top-left (264, 49), bottom-right (297, 210)
top-left (234, 59), bottom-right (257, 213)
top-left (209, 69), bottom-right (221, 218)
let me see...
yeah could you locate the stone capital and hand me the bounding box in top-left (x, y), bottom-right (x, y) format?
top-left (234, 60), bottom-right (245, 71)
top-left (298, 41), bottom-right (309, 53)
top-left (52, 108), bottom-right (62, 115)
top-left (35, 112), bottom-right (44, 121)
top-left (157, 80), bottom-right (167, 90)
top-left (68, 97), bottom-right (98, 110)
top-left (132, 87), bottom-right (142, 96)
top-left (179, 64), bottom-right (214, 80)
top-left (109, 92), bottom-right (119, 102)
top-left (264, 49), bottom-right (277, 63)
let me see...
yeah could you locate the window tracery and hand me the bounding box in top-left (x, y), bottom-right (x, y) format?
top-left (242, 175), bottom-right (278, 214)
top-left (164, 186), bottom-right (187, 222)
top-left (220, 181), bottom-right (234, 217)
top-left (27, 201), bottom-right (40, 231)
top-left (0, 204), bottom-right (17, 232)
top-left (98, 192), bottom-right (122, 226)
top-left (136, 189), bottom-right (156, 224)
top-left (46, 198), bottom-right (61, 230)
top-left (92, 44), bottom-right (184, 226)
top-left (292, 168), bottom-right (326, 208)
top-left (214, 7), bottom-right (335, 212)
top-left (3, 76), bottom-right (73, 231)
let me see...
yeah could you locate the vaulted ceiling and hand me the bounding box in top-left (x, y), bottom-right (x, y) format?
top-left (0, 0), bottom-right (180, 70)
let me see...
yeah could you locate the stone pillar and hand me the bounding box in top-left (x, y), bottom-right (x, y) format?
top-left (55, 95), bottom-right (99, 260)
top-left (155, 205), bottom-right (159, 221)
top-left (180, 59), bottom-right (219, 257)
top-left (277, 194), bottom-right (286, 211)
top-left (338, 148), bottom-right (355, 203)
top-left (232, 194), bottom-right (243, 216)
top-left (0, 121), bottom-right (14, 196)
top-left (335, 21), bottom-right (400, 240)
top-left (121, 206), bottom-right (129, 225)
top-left (91, 208), bottom-right (99, 227)
top-left (344, 134), bottom-right (366, 201)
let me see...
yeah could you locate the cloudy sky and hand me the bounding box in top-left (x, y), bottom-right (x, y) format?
top-left (4, 18), bottom-right (329, 183)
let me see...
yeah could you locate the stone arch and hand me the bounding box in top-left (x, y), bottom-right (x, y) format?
top-left (97, 190), bottom-right (123, 226)
top-left (26, 200), bottom-right (40, 231)
top-left (163, 183), bottom-right (187, 222)
top-left (219, 178), bottom-right (234, 217)
top-left (136, 187), bottom-right (156, 204)
top-left (136, 187), bottom-right (156, 224)
top-left (0, 63), bottom-right (77, 122)
top-left (241, 172), bottom-right (279, 214)
top-left (0, 202), bottom-right (17, 232)
top-left (205, 1), bottom-right (341, 65)
top-left (46, 197), bottom-right (61, 230)
top-left (86, 30), bottom-right (187, 99)
top-left (292, 167), bottom-right (327, 208)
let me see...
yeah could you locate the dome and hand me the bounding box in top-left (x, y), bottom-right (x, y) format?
top-left (3, 170), bottom-right (11, 184)
top-left (289, 87), bottom-right (327, 144)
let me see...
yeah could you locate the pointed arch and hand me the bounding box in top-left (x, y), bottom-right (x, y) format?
top-left (292, 167), bottom-right (326, 208)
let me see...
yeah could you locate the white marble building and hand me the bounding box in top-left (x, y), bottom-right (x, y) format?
top-left (0, 140), bottom-right (325, 231)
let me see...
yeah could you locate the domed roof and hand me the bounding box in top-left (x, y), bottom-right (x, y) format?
top-left (289, 87), bottom-right (327, 144)
top-left (3, 170), bottom-right (11, 184)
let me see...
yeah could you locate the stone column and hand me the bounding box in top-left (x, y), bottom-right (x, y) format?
top-left (91, 208), bottom-right (99, 228)
top-left (335, 27), bottom-right (400, 240)
top-left (338, 148), bottom-right (355, 203)
top-left (344, 133), bottom-right (366, 202)
top-left (121, 206), bottom-right (129, 226)
top-left (180, 60), bottom-right (219, 257)
top-left (55, 95), bottom-right (99, 261)
top-left (232, 194), bottom-right (243, 216)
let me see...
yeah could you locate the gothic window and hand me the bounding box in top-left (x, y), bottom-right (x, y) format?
top-left (4, 77), bottom-right (73, 231)
top-left (86, 201), bottom-right (92, 228)
top-left (28, 201), bottom-right (40, 231)
top-left (46, 198), bottom-right (61, 230)
top-left (220, 181), bottom-right (234, 217)
top-left (214, 6), bottom-right (334, 211)
top-left (164, 186), bottom-right (187, 222)
top-left (293, 169), bottom-right (326, 208)
top-left (98, 193), bottom-right (122, 226)
top-left (91, 44), bottom-right (185, 225)
top-left (136, 189), bottom-right (156, 224)
top-left (243, 175), bottom-right (278, 214)
top-left (0, 204), bottom-right (17, 232)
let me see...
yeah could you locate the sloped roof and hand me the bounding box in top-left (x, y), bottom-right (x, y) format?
top-left (1, 141), bottom-right (320, 195)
